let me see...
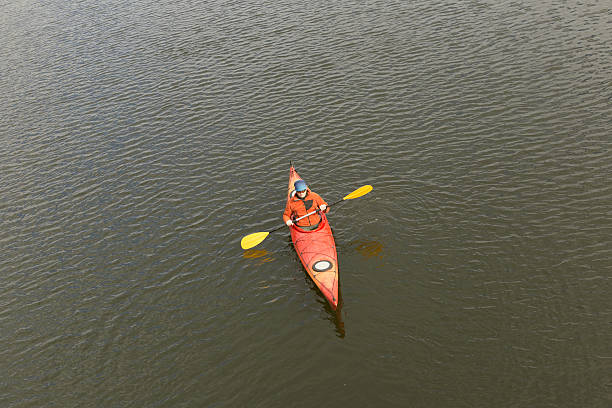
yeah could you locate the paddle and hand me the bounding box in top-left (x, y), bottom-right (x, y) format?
top-left (240, 184), bottom-right (373, 250)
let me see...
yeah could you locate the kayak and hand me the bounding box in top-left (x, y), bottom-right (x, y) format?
top-left (287, 164), bottom-right (339, 309)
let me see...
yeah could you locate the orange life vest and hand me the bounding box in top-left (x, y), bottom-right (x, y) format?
top-left (283, 189), bottom-right (328, 228)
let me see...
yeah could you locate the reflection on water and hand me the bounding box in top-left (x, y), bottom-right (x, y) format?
top-left (327, 289), bottom-right (345, 338)
top-left (331, 309), bottom-right (346, 339)
top-left (352, 240), bottom-right (384, 259)
top-left (242, 249), bottom-right (275, 264)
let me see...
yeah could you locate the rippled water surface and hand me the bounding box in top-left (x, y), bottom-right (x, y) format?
top-left (2, 0), bottom-right (611, 407)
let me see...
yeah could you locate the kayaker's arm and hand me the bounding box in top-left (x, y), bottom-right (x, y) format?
top-left (311, 192), bottom-right (329, 213)
top-left (282, 199), bottom-right (293, 224)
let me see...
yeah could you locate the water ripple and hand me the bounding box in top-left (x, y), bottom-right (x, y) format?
top-left (2, 0), bottom-right (611, 407)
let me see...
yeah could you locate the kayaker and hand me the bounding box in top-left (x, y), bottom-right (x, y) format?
top-left (283, 180), bottom-right (329, 231)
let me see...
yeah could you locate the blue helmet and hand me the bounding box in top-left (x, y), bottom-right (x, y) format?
top-left (294, 180), bottom-right (307, 192)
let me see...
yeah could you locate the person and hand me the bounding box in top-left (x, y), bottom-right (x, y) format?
top-left (283, 179), bottom-right (329, 231)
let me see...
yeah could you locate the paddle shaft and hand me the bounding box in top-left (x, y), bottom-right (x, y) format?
top-left (293, 207), bottom-right (322, 223)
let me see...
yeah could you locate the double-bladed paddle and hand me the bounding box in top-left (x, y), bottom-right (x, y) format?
top-left (240, 185), bottom-right (373, 250)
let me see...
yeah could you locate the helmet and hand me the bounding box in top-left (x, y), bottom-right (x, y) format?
top-left (294, 180), bottom-right (307, 192)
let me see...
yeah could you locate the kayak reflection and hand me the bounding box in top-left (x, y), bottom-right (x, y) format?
top-left (329, 291), bottom-right (345, 338)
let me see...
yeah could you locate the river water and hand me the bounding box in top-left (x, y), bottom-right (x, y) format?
top-left (2, 0), bottom-right (611, 407)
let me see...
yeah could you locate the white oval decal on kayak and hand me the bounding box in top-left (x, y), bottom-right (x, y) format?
top-left (313, 260), bottom-right (332, 272)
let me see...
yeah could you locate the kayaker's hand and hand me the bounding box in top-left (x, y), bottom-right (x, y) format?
top-left (286, 219), bottom-right (293, 227)
top-left (319, 204), bottom-right (327, 212)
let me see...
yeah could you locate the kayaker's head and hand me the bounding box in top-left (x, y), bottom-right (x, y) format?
top-left (294, 180), bottom-right (307, 198)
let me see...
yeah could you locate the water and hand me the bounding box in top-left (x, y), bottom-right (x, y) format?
top-left (2, 0), bottom-right (611, 406)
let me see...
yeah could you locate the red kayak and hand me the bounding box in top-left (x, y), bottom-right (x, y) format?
top-left (287, 165), bottom-right (339, 309)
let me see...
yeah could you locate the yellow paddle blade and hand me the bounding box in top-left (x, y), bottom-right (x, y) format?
top-left (343, 185), bottom-right (373, 200)
top-left (241, 232), bottom-right (270, 250)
